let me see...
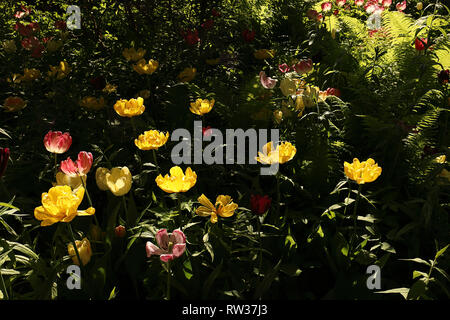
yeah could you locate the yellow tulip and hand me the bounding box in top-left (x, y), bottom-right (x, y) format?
top-left (68, 238), bottom-right (92, 266)
top-left (254, 49), bottom-right (275, 60)
top-left (256, 141), bottom-right (297, 164)
top-left (54, 171), bottom-right (87, 190)
top-left (48, 61), bottom-right (71, 80)
top-left (344, 158), bottom-right (382, 184)
top-left (122, 47), bottom-right (146, 61)
top-left (189, 99), bottom-right (214, 116)
top-left (434, 155), bottom-right (446, 164)
top-left (103, 83), bottom-right (117, 94)
top-left (135, 130), bottom-right (169, 150)
top-left (20, 68), bottom-right (40, 81)
top-left (80, 96), bottom-right (106, 110)
top-left (34, 186), bottom-right (95, 226)
top-left (2, 40), bottom-right (16, 53)
top-left (196, 194), bottom-right (238, 223)
top-left (95, 167), bottom-right (110, 191)
top-left (280, 78), bottom-right (297, 97)
top-left (178, 67), bottom-right (196, 82)
top-left (273, 109), bottom-right (283, 124)
top-left (133, 59), bottom-right (158, 75)
top-left (155, 166), bottom-right (197, 193)
top-left (105, 167), bottom-right (133, 196)
top-left (3, 96), bottom-right (27, 112)
top-left (114, 97), bottom-right (145, 117)
top-left (416, 2), bottom-right (423, 10)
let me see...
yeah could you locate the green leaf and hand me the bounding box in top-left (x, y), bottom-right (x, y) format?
top-left (380, 242), bottom-right (396, 254)
top-left (202, 261), bottom-right (223, 299)
top-left (183, 259), bottom-right (193, 280)
top-left (375, 288), bottom-right (409, 299)
top-left (435, 244), bottom-right (449, 260)
top-left (413, 270), bottom-right (428, 280)
top-left (253, 259), bottom-right (282, 299)
top-left (407, 279), bottom-right (427, 300)
top-left (400, 258), bottom-right (431, 266)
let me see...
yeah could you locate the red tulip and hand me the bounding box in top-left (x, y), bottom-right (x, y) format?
top-left (201, 19), bottom-right (214, 30)
top-left (242, 29), bottom-right (256, 43)
top-left (182, 29), bottom-right (200, 45)
top-left (44, 131), bottom-right (72, 154)
top-left (14, 6), bottom-right (31, 19)
top-left (415, 38), bottom-right (427, 51)
top-left (54, 20), bottom-right (67, 30)
top-left (61, 151), bottom-right (93, 177)
top-left (0, 148), bottom-right (10, 178)
top-left (396, 0), bottom-right (406, 12)
top-left (250, 194), bottom-right (272, 215)
top-left (326, 87), bottom-right (341, 97)
top-left (294, 58), bottom-right (313, 74)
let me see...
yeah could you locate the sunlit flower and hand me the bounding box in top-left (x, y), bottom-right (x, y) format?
top-left (135, 130), bottom-right (169, 150)
top-left (2, 40), bottom-right (16, 53)
top-left (122, 47), bottom-right (146, 61)
top-left (0, 148), bottom-right (9, 178)
top-left (273, 109), bottom-right (283, 124)
top-left (382, 0), bottom-right (392, 7)
top-left (415, 38), bottom-right (427, 51)
top-left (278, 63), bottom-right (291, 73)
top-left (256, 141), bottom-right (297, 164)
top-left (146, 229), bottom-right (186, 262)
top-left (80, 96), bottom-right (106, 110)
top-left (114, 97), bottom-right (145, 117)
top-left (296, 85), bottom-right (320, 108)
top-left (416, 2), bottom-right (423, 10)
top-left (196, 194), bottom-right (238, 223)
top-left (34, 186), bottom-right (95, 226)
top-left (250, 194), bottom-right (272, 215)
top-left (105, 167), bottom-right (133, 196)
top-left (336, 0), bottom-right (346, 7)
top-left (60, 151), bottom-right (93, 177)
top-left (133, 59), bottom-right (159, 75)
top-left (155, 166), bottom-right (197, 193)
top-left (54, 171), bottom-right (86, 190)
top-left (259, 71), bottom-right (277, 89)
top-left (321, 2), bottom-right (332, 11)
top-left (68, 238), bottom-right (92, 266)
top-left (434, 155), bottom-right (446, 164)
top-left (355, 0), bottom-right (364, 6)
top-left (344, 158), bottom-right (382, 184)
top-left (189, 98), bottom-right (214, 116)
top-left (280, 78), bottom-right (297, 96)
top-left (3, 96), bottom-right (27, 112)
top-left (44, 131), bottom-right (72, 154)
top-left (254, 49), bottom-right (275, 60)
top-left (178, 67), bottom-right (196, 82)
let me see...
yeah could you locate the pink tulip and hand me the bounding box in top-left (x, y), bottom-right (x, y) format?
top-left (294, 58), bottom-right (313, 74)
top-left (396, 0), bottom-right (406, 11)
top-left (146, 229), bottom-right (186, 262)
top-left (44, 131), bottom-right (72, 154)
top-left (336, 0), bottom-right (346, 7)
top-left (382, 0), bottom-right (392, 7)
top-left (355, 0), bottom-right (364, 6)
top-left (321, 2), bottom-right (332, 11)
top-left (278, 63), bottom-right (291, 73)
top-left (60, 151), bottom-right (93, 177)
top-left (259, 71), bottom-right (277, 89)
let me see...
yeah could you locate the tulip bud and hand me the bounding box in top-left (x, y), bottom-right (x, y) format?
top-left (416, 2), bottom-right (423, 10)
top-left (67, 238), bottom-right (92, 266)
top-left (115, 225), bottom-right (126, 238)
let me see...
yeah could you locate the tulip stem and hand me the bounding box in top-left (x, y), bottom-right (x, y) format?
top-left (130, 117), bottom-right (137, 135)
top-left (166, 261), bottom-right (171, 300)
top-left (152, 150), bottom-right (159, 171)
top-left (79, 174), bottom-right (99, 226)
top-left (67, 223), bottom-right (85, 278)
top-left (257, 216), bottom-right (263, 280)
top-left (54, 153), bottom-right (58, 177)
top-left (276, 172), bottom-right (281, 223)
top-left (352, 184), bottom-right (362, 233)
